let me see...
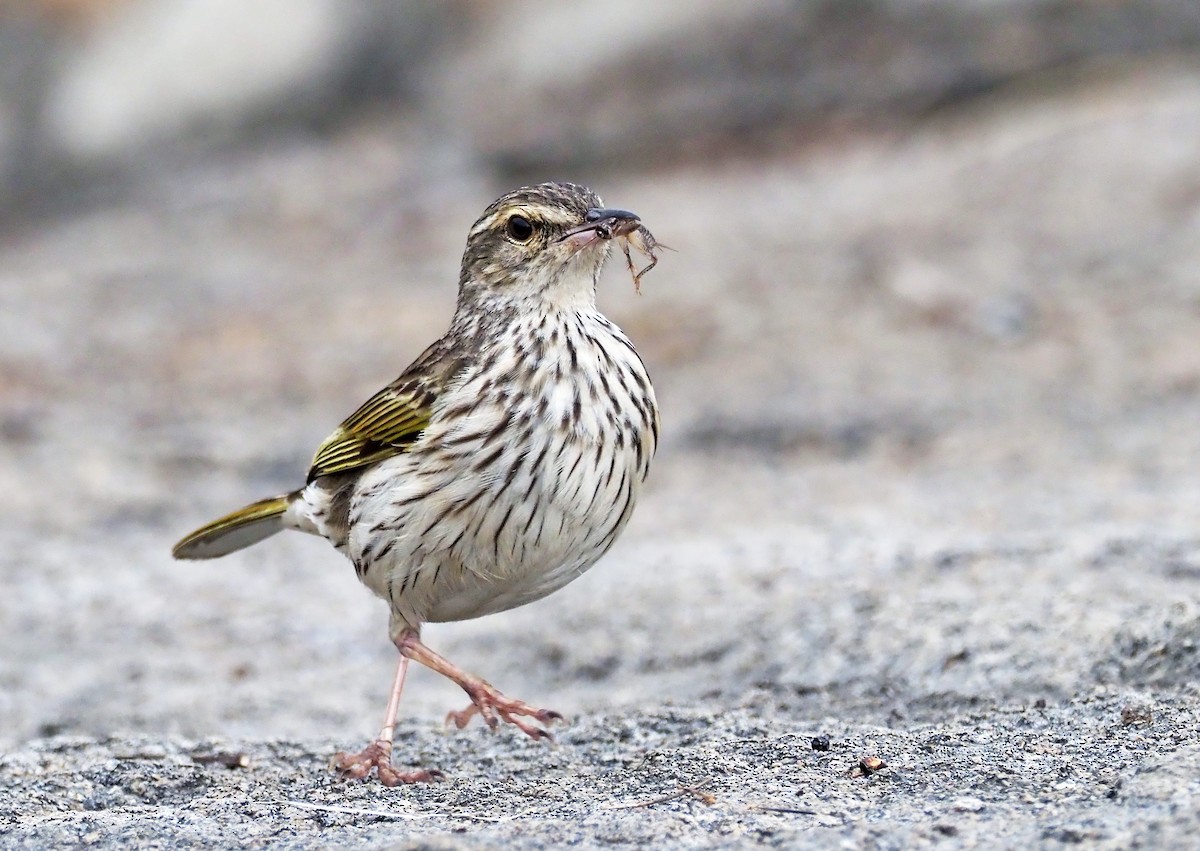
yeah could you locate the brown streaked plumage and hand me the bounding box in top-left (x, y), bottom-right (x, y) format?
top-left (172, 182), bottom-right (661, 785)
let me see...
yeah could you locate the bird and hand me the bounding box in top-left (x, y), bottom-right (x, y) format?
top-left (172, 182), bottom-right (661, 785)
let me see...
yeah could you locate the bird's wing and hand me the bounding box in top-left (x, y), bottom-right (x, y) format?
top-left (306, 341), bottom-right (466, 482)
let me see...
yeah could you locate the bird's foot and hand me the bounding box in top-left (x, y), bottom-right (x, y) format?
top-left (446, 684), bottom-right (564, 740)
top-left (394, 628), bottom-right (564, 741)
top-left (331, 739), bottom-right (443, 786)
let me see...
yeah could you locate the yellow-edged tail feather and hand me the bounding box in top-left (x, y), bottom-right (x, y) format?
top-left (172, 492), bottom-right (296, 560)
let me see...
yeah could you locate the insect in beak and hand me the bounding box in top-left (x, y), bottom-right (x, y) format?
top-left (560, 208), bottom-right (642, 248)
top-left (560, 207), bottom-right (666, 294)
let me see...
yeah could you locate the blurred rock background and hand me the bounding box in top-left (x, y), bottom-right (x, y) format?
top-left (3, 1), bottom-right (1200, 846)
top-left (4, 0), bottom-right (1200, 211)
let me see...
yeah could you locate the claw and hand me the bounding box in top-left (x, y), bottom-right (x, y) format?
top-left (445, 704), bottom-right (481, 730)
top-left (445, 686), bottom-right (565, 740)
top-left (331, 740), bottom-right (442, 786)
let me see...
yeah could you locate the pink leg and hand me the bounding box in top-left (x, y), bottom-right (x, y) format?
top-left (396, 628), bottom-right (563, 740)
top-left (331, 656), bottom-right (442, 785)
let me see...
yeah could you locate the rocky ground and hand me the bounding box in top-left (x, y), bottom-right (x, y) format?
top-left (2, 41), bottom-right (1200, 851)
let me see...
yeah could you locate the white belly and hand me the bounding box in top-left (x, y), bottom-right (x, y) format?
top-left (318, 311), bottom-right (657, 632)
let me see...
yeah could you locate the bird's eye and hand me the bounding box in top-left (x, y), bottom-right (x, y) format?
top-left (506, 215), bottom-right (535, 242)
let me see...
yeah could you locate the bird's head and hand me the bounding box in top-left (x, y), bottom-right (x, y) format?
top-left (456, 182), bottom-right (641, 312)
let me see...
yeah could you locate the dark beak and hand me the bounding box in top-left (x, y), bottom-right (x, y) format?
top-left (560, 208), bottom-right (641, 246)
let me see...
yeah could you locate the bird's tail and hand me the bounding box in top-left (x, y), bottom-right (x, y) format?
top-left (172, 492), bottom-right (299, 560)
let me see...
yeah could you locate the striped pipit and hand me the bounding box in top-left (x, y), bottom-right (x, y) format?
top-left (174, 182), bottom-right (661, 784)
